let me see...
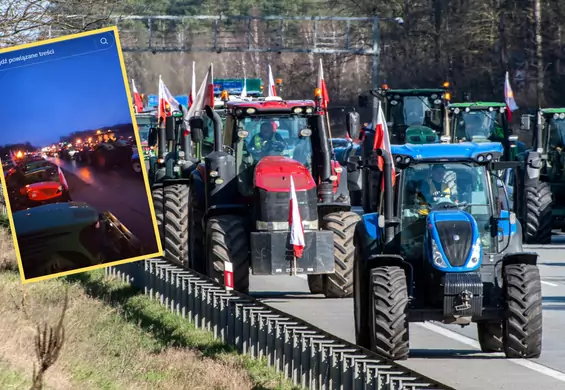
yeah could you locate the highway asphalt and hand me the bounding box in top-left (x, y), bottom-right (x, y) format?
top-left (248, 234), bottom-right (565, 390)
top-left (48, 157), bottom-right (160, 255)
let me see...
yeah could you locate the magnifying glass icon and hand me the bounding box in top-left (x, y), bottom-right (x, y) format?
top-left (100, 38), bottom-right (108, 45)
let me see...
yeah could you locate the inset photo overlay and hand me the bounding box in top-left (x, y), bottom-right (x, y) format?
top-left (0, 27), bottom-right (162, 283)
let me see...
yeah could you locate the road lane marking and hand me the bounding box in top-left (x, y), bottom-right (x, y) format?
top-left (418, 322), bottom-right (565, 382)
top-left (542, 281), bottom-right (559, 287)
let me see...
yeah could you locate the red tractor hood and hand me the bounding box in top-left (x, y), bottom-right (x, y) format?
top-left (254, 156), bottom-right (316, 192)
top-left (21, 181), bottom-right (63, 201)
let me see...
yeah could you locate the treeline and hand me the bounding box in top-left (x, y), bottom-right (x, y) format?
top-left (2, 0), bottom-right (564, 117)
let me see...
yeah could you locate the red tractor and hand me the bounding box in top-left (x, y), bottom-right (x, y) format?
top-left (187, 93), bottom-right (362, 298)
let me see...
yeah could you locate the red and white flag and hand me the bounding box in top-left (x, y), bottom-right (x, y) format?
top-left (188, 61), bottom-right (196, 108)
top-left (267, 65), bottom-right (277, 97)
top-left (204, 63), bottom-right (215, 108)
top-left (131, 79), bottom-right (144, 113)
top-left (158, 75), bottom-right (180, 120)
top-left (185, 64), bottom-right (213, 131)
top-left (241, 77), bottom-right (248, 99)
top-left (57, 166), bottom-right (68, 190)
top-left (317, 59), bottom-right (330, 110)
top-left (373, 101), bottom-right (396, 189)
top-left (504, 71), bottom-right (519, 122)
top-left (289, 175), bottom-right (305, 258)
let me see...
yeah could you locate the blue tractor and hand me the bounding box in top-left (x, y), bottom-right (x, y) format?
top-left (352, 142), bottom-right (543, 360)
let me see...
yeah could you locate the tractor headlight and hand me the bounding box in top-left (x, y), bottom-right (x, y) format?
top-left (467, 238), bottom-right (482, 268)
top-left (434, 99), bottom-right (442, 105)
top-left (292, 107), bottom-right (304, 114)
top-left (477, 154), bottom-right (485, 162)
top-left (560, 113), bottom-right (565, 120)
top-left (390, 100), bottom-right (398, 106)
top-left (431, 94), bottom-right (438, 99)
top-left (431, 238), bottom-right (448, 268)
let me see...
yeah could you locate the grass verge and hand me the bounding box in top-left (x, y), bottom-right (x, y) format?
top-left (0, 227), bottom-right (301, 390)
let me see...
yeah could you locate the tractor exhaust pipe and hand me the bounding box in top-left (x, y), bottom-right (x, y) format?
top-left (376, 148), bottom-right (395, 243)
top-left (158, 118), bottom-right (167, 160)
top-left (312, 114), bottom-right (333, 202)
top-left (204, 105), bottom-right (223, 152)
top-left (179, 105), bottom-right (192, 158)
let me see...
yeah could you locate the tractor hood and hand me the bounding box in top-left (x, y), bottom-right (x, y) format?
top-left (254, 156), bottom-right (316, 192)
top-left (425, 209), bottom-right (482, 271)
top-left (405, 126), bottom-right (438, 144)
top-left (21, 181), bottom-right (64, 201)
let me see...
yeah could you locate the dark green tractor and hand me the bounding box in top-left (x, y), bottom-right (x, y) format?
top-left (358, 84), bottom-right (451, 144)
top-left (14, 201), bottom-right (144, 279)
top-left (508, 108), bottom-right (565, 243)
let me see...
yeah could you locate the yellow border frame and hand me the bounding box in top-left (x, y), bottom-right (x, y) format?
top-left (0, 26), bottom-right (163, 284)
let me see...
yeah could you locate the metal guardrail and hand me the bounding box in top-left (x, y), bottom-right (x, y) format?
top-left (105, 258), bottom-right (453, 390)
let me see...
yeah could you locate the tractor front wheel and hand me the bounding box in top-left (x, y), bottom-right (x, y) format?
top-left (477, 321), bottom-right (503, 352)
top-left (524, 181), bottom-right (552, 244)
top-left (206, 215), bottom-right (250, 294)
top-left (188, 189), bottom-right (205, 274)
top-left (503, 263), bottom-right (543, 358)
top-left (307, 275), bottom-right (324, 294)
top-left (322, 211), bottom-right (361, 298)
top-left (369, 266), bottom-right (410, 360)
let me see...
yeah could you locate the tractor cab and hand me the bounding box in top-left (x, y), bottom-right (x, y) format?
top-left (449, 102), bottom-right (523, 160)
top-left (352, 142), bottom-right (543, 361)
top-left (358, 83), bottom-right (451, 144)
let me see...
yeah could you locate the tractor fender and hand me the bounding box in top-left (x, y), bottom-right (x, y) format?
top-left (334, 165), bottom-right (351, 203)
top-left (500, 252), bottom-right (539, 268)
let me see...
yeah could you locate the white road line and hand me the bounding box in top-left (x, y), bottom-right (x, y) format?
top-left (418, 322), bottom-right (565, 382)
top-left (541, 280), bottom-right (559, 287)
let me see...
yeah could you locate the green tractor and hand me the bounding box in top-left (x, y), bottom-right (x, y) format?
top-left (14, 201), bottom-right (144, 279)
top-left (507, 108), bottom-right (565, 243)
top-left (358, 83), bottom-right (451, 144)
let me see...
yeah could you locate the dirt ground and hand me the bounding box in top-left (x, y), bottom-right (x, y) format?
top-left (0, 228), bottom-right (297, 390)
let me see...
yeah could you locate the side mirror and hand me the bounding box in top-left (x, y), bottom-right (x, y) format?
top-left (189, 117), bottom-right (204, 143)
top-left (521, 114), bottom-right (531, 131)
top-left (165, 116), bottom-right (176, 141)
top-left (147, 127), bottom-right (158, 147)
top-left (346, 111), bottom-right (361, 140)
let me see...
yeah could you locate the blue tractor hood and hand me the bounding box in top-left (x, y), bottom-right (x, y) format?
top-left (424, 209), bottom-right (482, 272)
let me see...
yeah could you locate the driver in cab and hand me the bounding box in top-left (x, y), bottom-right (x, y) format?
top-left (415, 164), bottom-right (452, 215)
top-left (249, 121), bottom-right (286, 158)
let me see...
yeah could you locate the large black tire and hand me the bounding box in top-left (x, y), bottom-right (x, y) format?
top-left (477, 322), bottom-right (503, 352)
top-left (206, 215), bottom-right (250, 294)
top-left (322, 211), bottom-right (361, 298)
top-left (152, 187), bottom-right (164, 249)
top-left (524, 181), bottom-right (552, 244)
top-left (370, 266), bottom-right (410, 360)
top-left (503, 264), bottom-right (543, 358)
top-left (307, 275), bottom-right (324, 294)
top-left (188, 189), bottom-right (205, 274)
top-left (163, 184), bottom-right (189, 266)
top-left (353, 245), bottom-right (370, 348)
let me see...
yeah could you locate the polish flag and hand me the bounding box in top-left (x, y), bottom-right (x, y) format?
top-left (372, 101), bottom-right (396, 189)
top-left (131, 79), bottom-right (144, 113)
top-left (504, 71), bottom-right (519, 122)
top-left (188, 61), bottom-right (196, 108)
top-left (158, 75), bottom-right (180, 120)
top-left (185, 64), bottom-right (212, 131)
top-left (289, 176), bottom-right (305, 258)
top-left (267, 65), bottom-right (277, 97)
top-left (241, 77), bottom-right (248, 98)
top-left (57, 166), bottom-right (68, 190)
top-left (317, 59), bottom-right (330, 110)
top-left (204, 63), bottom-right (215, 108)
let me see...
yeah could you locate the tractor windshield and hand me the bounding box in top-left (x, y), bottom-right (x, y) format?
top-left (234, 115), bottom-right (313, 195)
top-left (453, 110), bottom-right (503, 141)
top-left (547, 117), bottom-right (565, 148)
top-left (400, 162), bottom-right (493, 253)
top-left (23, 166), bottom-right (61, 185)
top-left (388, 95), bottom-right (443, 131)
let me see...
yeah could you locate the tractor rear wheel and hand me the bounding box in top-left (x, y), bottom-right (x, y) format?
top-left (524, 181), bottom-right (552, 244)
top-left (369, 266), bottom-right (409, 360)
top-left (502, 264), bottom-right (543, 358)
top-left (152, 187), bottom-right (164, 249)
top-left (188, 189), bottom-right (205, 274)
top-left (322, 211), bottom-right (361, 298)
top-left (477, 321), bottom-right (503, 352)
top-left (307, 275), bottom-right (324, 294)
top-left (206, 215), bottom-right (250, 294)
top-left (163, 184), bottom-right (189, 266)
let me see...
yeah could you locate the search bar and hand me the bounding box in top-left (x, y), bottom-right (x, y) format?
top-left (0, 31), bottom-right (116, 72)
